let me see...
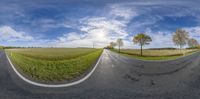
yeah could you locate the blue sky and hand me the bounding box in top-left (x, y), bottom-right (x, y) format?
top-left (0, 0), bottom-right (200, 48)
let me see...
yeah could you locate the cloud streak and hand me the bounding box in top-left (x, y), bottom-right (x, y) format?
top-left (0, 0), bottom-right (200, 48)
top-left (0, 26), bottom-right (33, 42)
top-left (54, 4), bottom-right (138, 48)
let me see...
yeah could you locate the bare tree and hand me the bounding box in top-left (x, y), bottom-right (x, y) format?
top-left (188, 38), bottom-right (199, 48)
top-left (116, 38), bottom-right (123, 52)
top-left (133, 33), bottom-right (152, 56)
top-left (110, 42), bottom-right (117, 49)
top-left (172, 29), bottom-right (189, 53)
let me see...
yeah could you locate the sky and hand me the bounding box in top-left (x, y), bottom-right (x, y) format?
top-left (0, 0), bottom-right (200, 48)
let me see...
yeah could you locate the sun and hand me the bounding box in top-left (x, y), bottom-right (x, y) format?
top-left (97, 33), bottom-right (105, 39)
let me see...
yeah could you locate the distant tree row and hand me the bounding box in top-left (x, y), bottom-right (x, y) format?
top-left (1, 46), bottom-right (43, 49)
top-left (105, 39), bottom-right (124, 52)
top-left (107, 28), bottom-right (199, 56)
top-left (172, 29), bottom-right (199, 50)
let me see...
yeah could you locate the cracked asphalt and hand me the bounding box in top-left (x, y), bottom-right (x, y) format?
top-left (1, 49), bottom-right (200, 99)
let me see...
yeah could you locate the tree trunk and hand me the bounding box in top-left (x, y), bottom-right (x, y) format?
top-left (119, 45), bottom-right (120, 53)
top-left (179, 45), bottom-right (182, 55)
top-left (141, 45), bottom-right (143, 56)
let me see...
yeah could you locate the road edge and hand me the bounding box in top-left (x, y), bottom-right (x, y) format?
top-left (5, 50), bottom-right (103, 88)
top-left (110, 50), bottom-right (200, 62)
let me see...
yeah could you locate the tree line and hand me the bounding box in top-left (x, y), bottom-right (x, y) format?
top-left (106, 28), bottom-right (199, 56)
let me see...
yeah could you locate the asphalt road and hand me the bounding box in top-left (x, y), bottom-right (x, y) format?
top-left (1, 49), bottom-right (200, 99)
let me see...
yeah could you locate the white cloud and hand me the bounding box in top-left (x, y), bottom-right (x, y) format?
top-left (147, 32), bottom-right (174, 48)
top-left (184, 26), bottom-right (200, 37)
top-left (44, 2), bottom-right (200, 48)
top-left (8, 1), bottom-right (198, 48)
top-left (0, 26), bottom-right (33, 42)
top-left (54, 32), bottom-right (96, 48)
top-left (184, 26), bottom-right (200, 42)
top-left (54, 2), bottom-right (195, 48)
top-left (109, 4), bottom-right (138, 21)
top-left (57, 32), bottom-right (86, 42)
top-left (53, 4), bottom-right (139, 48)
top-left (80, 17), bottom-right (127, 39)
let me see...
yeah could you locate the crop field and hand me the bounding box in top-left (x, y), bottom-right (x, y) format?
top-left (6, 48), bottom-right (102, 83)
top-left (112, 49), bottom-right (199, 60)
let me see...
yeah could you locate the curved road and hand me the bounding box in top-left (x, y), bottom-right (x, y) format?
top-left (1, 49), bottom-right (200, 99)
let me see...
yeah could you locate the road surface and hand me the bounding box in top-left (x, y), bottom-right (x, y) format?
top-left (1, 49), bottom-right (200, 99)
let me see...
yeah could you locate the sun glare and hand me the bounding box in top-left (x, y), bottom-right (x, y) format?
top-left (97, 33), bottom-right (106, 39)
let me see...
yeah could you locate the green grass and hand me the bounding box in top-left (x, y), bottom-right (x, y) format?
top-left (0, 46), bottom-right (3, 49)
top-left (111, 49), bottom-right (199, 60)
top-left (7, 48), bottom-right (100, 61)
top-left (6, 48), bottom-right (102, 82)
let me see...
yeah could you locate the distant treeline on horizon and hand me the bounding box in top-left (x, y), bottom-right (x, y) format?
top-left (1, 46), bottom-right (199, 50)
top-left (0, 46), bottom-right (94, 49)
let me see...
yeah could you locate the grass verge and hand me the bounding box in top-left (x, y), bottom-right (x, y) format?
top-left (0, 46), bottom-right (4, 49)
top-left (111, 49), bottom-right (199, 60)
top-left (6, 48), bottom-right (102, 83)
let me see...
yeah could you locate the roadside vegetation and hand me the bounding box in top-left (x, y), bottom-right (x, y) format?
top-left (111, 49), bottom-right (199, 60)
top-left (0, 46), bottom-right (3, 49)
top-left (6, 48), bottom-right (102, 83)
top-left (107, 28), bottom-right (200, 60)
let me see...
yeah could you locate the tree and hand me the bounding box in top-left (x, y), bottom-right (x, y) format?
top-left (188, 38), bottom-right (199, 48)
top-left (133, 33), bottom-right (152, 56)
top-left (110, 42), bottom-right (117, 49)
top-left (116, 38), bottom-right (123, 52)
top-left (172, 29), bottom-right (189, 52)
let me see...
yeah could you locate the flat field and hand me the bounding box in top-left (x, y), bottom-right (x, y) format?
top-left (112, 49), bottom-right (199, 60)
top-left (0, 46), bottom-right (3, 49)
top-left (6, 48), bottom-right (102, 82)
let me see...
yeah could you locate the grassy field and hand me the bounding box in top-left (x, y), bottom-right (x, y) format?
top-left (6, 48), bottom-right (102, 82)
top-left (0, 46), bottom-right (3, 49)
top-left (112, 49), bottom-right (199, 60)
